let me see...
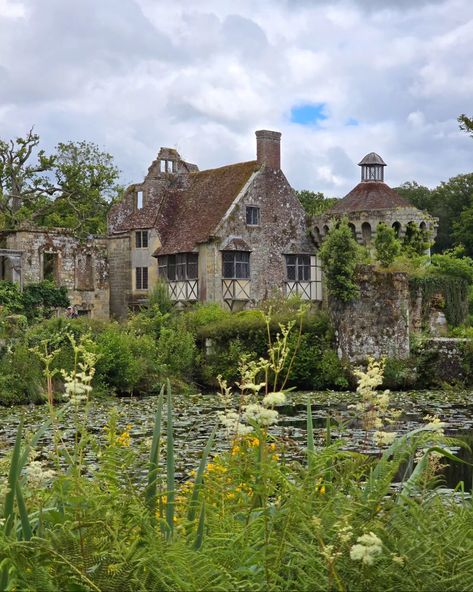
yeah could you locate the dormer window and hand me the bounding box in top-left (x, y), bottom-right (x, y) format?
top-left (246, 206), bottom-right (260, 226)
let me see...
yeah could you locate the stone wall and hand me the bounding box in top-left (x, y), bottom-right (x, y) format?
top-left (214, 167), bottom-right (320, 308)
top-left (415, 338), bottom-right (470, 384)
top-left (108, 235), bottom-right (131, 319)
top-left (4, 229), bottom-right (110, 319)
top-left (330, 265), bottom-right (410, 362)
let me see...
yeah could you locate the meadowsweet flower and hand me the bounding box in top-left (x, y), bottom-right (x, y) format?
top-left (373, 431), bottom-right (397, 446)
top-left (350, 532), bottom-right (383, 566)
top-left (262, 392), bottom-right (286, 407)
top-left (217, 410), bottom-right (253, 437)
top-left (24, 461), bottom-right (56, 487)
top-left (424, 415), bottom-right (445, 433)
top-left (391, 554), bottom-right (405, 565)
top-left (243, 403), bottom-right (279, 426)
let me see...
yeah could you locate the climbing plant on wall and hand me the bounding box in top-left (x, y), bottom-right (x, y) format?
top-left (409, 275), bottom-right (469, 327)
top-left (319, 217), bottom-right (361, 303)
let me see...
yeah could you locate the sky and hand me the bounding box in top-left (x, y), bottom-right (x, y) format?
top-left (0, 0), bottom-right (472, 197)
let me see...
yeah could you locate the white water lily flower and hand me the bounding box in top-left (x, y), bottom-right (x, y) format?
top-left (262, 392), bottom-right (286, 407)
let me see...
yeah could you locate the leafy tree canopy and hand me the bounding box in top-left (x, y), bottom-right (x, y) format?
top-left (0, 130), bottom-right (121, 236)
top-left (295, 190), bottom-right (339, 216)
top-left (458, 113), bottom-right (473, 138)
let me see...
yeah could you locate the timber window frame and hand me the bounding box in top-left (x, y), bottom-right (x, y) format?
top-left (246, 206), bottom-right (260, 226)
top-left (135, 266), bottom-right (148, 290)
top-left (222, 251), bottom-right (250, 279)
top-left (285, 254), bottom-right (310, 281)
top-left (158, 253), bottom-right (198, 281)
top-left (135, 230), bottom-right (149, 249)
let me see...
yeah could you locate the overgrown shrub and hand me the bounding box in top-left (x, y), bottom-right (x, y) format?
top-left (156, 326), bottom-right (196, 382)
top-left (374, 223), bottom-right (401, 267)
top-left (0, 343), bottom-right (44, 405)
top-left (319, 218), bottom-right (361, 302)
top-left (95, 324), bottom-right (160, 394)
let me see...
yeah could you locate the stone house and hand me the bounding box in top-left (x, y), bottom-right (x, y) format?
top-left (0, 228), bottom-right (109, 318)
top-left (108, 130), bottom-right (322, 316)
top-left (312, 152), bottom-right (437, 248)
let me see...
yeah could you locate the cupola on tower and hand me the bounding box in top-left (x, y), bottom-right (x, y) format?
top-left (358, 152), bottom-right (386, 182)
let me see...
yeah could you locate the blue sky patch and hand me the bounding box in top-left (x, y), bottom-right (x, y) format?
top-left (290, 103), bottom-right (327, 126)
top-left (345, 118), bottom-right (359, 126)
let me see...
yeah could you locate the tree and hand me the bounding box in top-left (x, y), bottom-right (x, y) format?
top-left (394, 181), bottom-right (433, 211)
top-left (42, 141), bottom-right (121, 236)
top-left (374, 223), bottom-right (401, 267)
top-left (295, 190), bottom-right (339, 216)
top-left (0, 132), bottom-right (121, 236)
top-left (402, 222), bottom-right (432, 256)
top-left (0, 129), bottom-right (56, 228)
top-left (319, 218), bottom-right (361, 302)
top-left (458, 114), bottom-right (473, 138)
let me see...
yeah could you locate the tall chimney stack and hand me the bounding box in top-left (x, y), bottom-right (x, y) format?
top-left (256, 130), bottom-right (281, 170)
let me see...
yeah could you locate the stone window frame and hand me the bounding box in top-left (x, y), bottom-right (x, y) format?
top-left (158, 253), bottom-right (198, 281)
top-left (42, 251), bottom-right (59, 284)
top-left (222, 250), bottom-right (250, 279)
top-left (285, 254), bottom-right (310, 281)
top-left (246, 205), bottom-right (261, 226)
top-left (135, 230), bottom-right (149, 249)
top-left (135, 266), bottom-right (149, 290)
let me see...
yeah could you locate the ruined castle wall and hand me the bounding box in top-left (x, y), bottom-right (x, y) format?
top-left (330, 265), bottom-right (410, 362)
top-left (5, 230), bottom-right (109, 319)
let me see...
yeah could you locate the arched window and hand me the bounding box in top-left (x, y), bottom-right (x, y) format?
top-left (348, 223), bottom-right (357, 239)
top-left (392, 221), bottom-right (401, 237)
top-left (361, 222), bottom-right (372, 244)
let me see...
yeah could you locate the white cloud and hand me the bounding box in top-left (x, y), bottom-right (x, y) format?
top-left (0, 0), bottom-right (472, 196)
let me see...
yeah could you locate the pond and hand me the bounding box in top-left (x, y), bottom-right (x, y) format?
top-left (0, 389), bottom-right (472, 489)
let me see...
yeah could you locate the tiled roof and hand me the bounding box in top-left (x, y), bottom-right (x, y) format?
top-left (327, 182), bottom-right (410, 213)
top-left (154, 160), bottom-right (260, 255)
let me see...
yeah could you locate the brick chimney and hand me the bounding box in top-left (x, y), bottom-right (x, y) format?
top-left (256, 130), bottom-right (281, 170)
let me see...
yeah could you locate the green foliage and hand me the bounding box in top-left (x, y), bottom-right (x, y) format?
top-left (458, 113), bottom-right (473, 137)
top-left (409, 275), bottom-right (469, 328)
top-left (374, 223), bottom-right (401, 267)
top-left (95, 324), bottom-right (160, 394)
top-left (429, 247), bottom-right (473, 283)
top-left (0, 130), bottom-right (120, 234)
top-left (319, 218), bottom-right (361, 302)
top-left (402, 221), bottom-right (432, 256)
top-left (22, 281), bottom-right (70, 320)
top-left (195, 308), bottom-right (345, 390)
top-left (147, 278), bottom-right (174, 315)
top-left (382, 357), bottom-right (417, 390)
top-left (156, 326), bottom-right (196, 382)
top-left (0, 343), bottom-right (43, 405)
top-left (40, 141), bottom-right (120, 236)
top-left (395, 181), bottom-right (433, 211)
top-left (0, 281), bottom-right (23, 313)
top-left (1, 379), bottom-right (471, 592)
top-left (0, 279), bottom-right (69, 321)
top-left (0, 129), bottom-right (56, 229)
top-left (295, 189), bottom-right (338, 216)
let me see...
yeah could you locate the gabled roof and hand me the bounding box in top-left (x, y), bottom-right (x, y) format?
top-left (327, 181), bottom-right (410, 214)
top-left (154, 160), bottom-right (260, 255)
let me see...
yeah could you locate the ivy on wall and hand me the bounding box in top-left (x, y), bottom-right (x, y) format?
top-left (409, 275), bottom-right (469, 327)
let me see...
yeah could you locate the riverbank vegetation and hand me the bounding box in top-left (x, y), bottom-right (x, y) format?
top-left (0, 351), bottom-right (471, 592)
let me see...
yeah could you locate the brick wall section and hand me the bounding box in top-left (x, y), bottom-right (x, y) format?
top-left (330, 265), bottom-right (410, 362)
top-left (108, 235), bottom-right (131, 319)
